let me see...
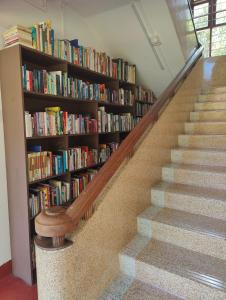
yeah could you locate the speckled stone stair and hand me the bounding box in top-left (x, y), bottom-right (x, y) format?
top-left (178, 134), bottom-right (226, 149)
top-left (190, 110), bottom-right (226, 121)
top-left (185, 121), bottom-right (226, 134)
top-left (151, 182), bottom-right (226, 220)
top-left (100, 88), bottom-right (226, 300)
top-left (162, 163), bottom-right (226, 190)
top-left (198, 93), bottom-right (226, 102)
top-left (100, 274), bottom-right (182, 300)
top-left (137, 206), bottom-right (226, 260)
top-left (120, 237), bottom-right (226, 300)
top-left (171, 147), bottom-right (226, 167)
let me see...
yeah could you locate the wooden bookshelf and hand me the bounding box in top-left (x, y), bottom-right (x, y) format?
top-left (0, 44), bottom-right (139, 284)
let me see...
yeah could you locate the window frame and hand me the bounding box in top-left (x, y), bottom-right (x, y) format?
top-left (191, 0), bottom-right (226, 56)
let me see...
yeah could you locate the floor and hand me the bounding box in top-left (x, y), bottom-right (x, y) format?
top-left (0, 274), bottom-right (37, 300)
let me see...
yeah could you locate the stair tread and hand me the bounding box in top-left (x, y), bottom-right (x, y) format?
top-left (186, 120), bottom-right (226, 124)
top-left (173, 147), bottom-right (226, 153)
top-left (101, 274), bottom-right (182, 300)
top-left (123, 278), bottom-right (182, 300)
top-left (152, 181), bottom-right (226, 203)
top-left (136, 239), bottom-right (226, 292)
top-left (164, 162), bottom-right (226, 174)
top-left (139, 206), bottom-right (226, 239)
top-left (179, 133), bottom-right (226, 136)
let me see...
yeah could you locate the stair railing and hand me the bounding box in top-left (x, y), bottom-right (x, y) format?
top-left (35, 45), bottom-right (204, 249)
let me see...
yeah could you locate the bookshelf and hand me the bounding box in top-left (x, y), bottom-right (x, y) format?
top-left (0, 44), bottom-right (139, 284)
top-left (0, 44), bottom-right (156, 284)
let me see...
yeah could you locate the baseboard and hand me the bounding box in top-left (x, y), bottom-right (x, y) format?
top-left (0, 260), bottom-right (12, 280)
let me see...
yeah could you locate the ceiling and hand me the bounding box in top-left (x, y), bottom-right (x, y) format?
top-left (65, 0), bottom-right (135, 17)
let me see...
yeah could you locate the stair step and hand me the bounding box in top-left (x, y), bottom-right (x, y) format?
top-left (151, 182), bottom-right (226, 220)
top-left (203, 86), bottom-right (226, 94)
top-left (190, 110), bottom-right (226, 121)
top-left (178, 134), bottom-right (226, 149)
top-left (162, 162), bottom-right (226, 190)
top-left (185, 121), bottom-right (226, 134)
top-left (137, 206), bottom-right (226, 260)
top-left (195, 101), bottom-right (226, 111)
top-left (133, 239), bottom-right (226, 299)
top-left (100, 274), bottom-right (182, 300)
top-left (199, 93), bottom-right (226, 102)
top-left (171, 147), bottom-right (226, 167)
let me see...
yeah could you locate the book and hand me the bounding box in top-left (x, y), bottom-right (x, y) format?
top-left (99, 143), bottom-right (119, 163)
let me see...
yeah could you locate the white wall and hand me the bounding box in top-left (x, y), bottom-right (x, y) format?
top-left (86, 0), bottom-right (192, 96)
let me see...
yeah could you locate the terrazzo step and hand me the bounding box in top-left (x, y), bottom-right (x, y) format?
top-left (151, 182), bottom-right (226, 220)
top-left (195, 101), bottom-right (226, 111)
top-left (185, 121), bottom-right (226, 134)
top-left (137, 206), bottom-right (226, 260)
top-left (178, 134), bottom-right (226, 150)
top-left (162, 163), bottom-right (226, 190)
top-left (190, 110), bottom-right (226, 121)
top-left (171, 147), bottom-right (226, 167)
top-left (120, 238), bottom-right (226, 300)
top-left (203, 86), bottom-right (226, 94)
top-left (100, 274), bottom-right (182, 300)
top-left (198, 93), bottom-right (226, 102)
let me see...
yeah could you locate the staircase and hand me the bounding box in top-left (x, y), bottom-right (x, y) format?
top-left (101, 86), bottom-right (226, 300)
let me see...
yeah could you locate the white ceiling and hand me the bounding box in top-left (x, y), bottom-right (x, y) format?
top-left (65, 0), bottom-right (134, 17)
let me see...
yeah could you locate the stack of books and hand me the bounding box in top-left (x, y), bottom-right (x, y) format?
top-left (113, 58), bottom-right (136, 83)
top-left (2, 25), bottom-right (32, 48)
top-left (68, 147), bottom-right (98, 171)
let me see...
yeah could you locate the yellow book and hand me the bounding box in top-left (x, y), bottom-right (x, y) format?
top-left (45, 106), bottom-right (61, 112)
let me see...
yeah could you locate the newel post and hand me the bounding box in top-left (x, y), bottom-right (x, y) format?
top-left (35, 207), bottom-right (76, 300)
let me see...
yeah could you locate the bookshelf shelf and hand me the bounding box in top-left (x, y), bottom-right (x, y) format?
top-left (0, 44), bottom-right (157, 285)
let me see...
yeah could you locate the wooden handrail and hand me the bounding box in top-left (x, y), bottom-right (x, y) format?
top-left (35, 45), bottom-right (204, 248)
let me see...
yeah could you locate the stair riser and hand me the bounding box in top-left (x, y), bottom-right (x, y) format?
top-left (137, 218), bottom-right (226, 260)
top-left (162, 166), bottom-right (226, 190)
top-left (203, 87), bottom-right (226, 94)
top-left (199, 94), bottom-right (226, 102)
top-left (185, 123), bottom-right (226, 134)
top-left (151, 188), bottom-right (226, 221)
top-left (195, 102), bottom-right (226, 111)
top-left (190, 111), bottom-right (226, 121)
top-left (135, 261), bottom-right (226, 300)
top-left (178, 135), bottom-right (226, 150)
top-left (171, 149), bottom-right (226, 167)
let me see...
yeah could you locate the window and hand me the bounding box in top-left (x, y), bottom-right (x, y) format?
top-left (191, 0), bottom-right (226, 57)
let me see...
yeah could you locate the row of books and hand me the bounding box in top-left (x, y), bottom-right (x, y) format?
top-left (22, 66), bottom-right (67, 96)
top-left (98, 107), bottom-right (134, 133)
top-left (22, 66), bottom-right (135, 105)
top-left (29, 21), bottom-right (136, 83)
top-left (135, 86), bottom-right (156, 103)
top-left (136, 102), bottom-right (152, 116)
top-left (67, 78), bottom-right (118, 102)
top-left (99, 143), bottom-right (119, 163)
top-left (29, 168), bottom-right (98, 218)
top-left (25, 107), bottom-right (97, 137)
top-left (27, 146), bottom-right (98, 182)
